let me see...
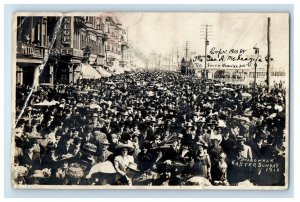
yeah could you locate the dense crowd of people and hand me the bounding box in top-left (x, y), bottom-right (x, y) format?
top-left (13, 71), bottom-right (286, 186)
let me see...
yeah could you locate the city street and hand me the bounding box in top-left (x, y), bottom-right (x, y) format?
top-left (12, 13), bottom-right (289, 188)
top-left (14, 70), bottom-right (286, 186)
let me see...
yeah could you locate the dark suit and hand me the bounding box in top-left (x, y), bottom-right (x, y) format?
top-left (163, 146), bottom-right (180, 162)
top-left (145, 126), bottom-right (158, 141)
top-left (249, 141), bottom-right (264, 159)
top-left (220, 137), bottom-right (236, 156)
top-left (21, 152), bottom-right (41, 169)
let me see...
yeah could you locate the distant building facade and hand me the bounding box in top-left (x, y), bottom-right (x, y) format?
top-left (15, 15), bottom-right (129, 85)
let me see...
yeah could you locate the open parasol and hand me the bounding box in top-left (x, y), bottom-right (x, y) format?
top-left (221, 87), bottom-right (234, 91)
top-left (86, 161), bottom-right (117, 178)
top-left (186, 176), bottom-right (212, 186)
top-left (33, 100), bottom-right (57, 106)
top-left (233, 115), bottom-right (251, 123)
top-left (242, 92), bottom-right (252, 98)
top-left (89, 103), bottom-right (101, 109)
top-left (105, 81), bottom-right (116, 85)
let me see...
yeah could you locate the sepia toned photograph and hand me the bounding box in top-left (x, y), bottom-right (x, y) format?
top-left (11, 12), bottom-right (289, 189)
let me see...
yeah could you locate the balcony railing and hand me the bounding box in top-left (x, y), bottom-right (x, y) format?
top-left (17, 42), bottom-right (45, 59)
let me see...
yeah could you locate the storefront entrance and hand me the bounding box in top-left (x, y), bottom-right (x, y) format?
top-left (22, 66), bottom-right (35, 86)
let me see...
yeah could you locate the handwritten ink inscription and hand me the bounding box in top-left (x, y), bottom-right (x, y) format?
top-left (193, 47), bottom-right (264, 69)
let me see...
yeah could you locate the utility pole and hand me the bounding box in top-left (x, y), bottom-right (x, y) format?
top-left (266, 17), bottom-right (271, 92)
top-left (183, 41), bottom-right (191, 75)
top-left (183, 41), bottom-right (191, 60)
top-left (201, 24), bottom-right (213, 80)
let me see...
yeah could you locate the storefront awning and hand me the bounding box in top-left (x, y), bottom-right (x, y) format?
top-left (109, 66), bottom-right (124, 75)
top-left (123, 66), bottom-right (132, 72)
top-left (97, 67), bottom-right (112, 77)
top-left (75, 63), bottom-right (101, 79)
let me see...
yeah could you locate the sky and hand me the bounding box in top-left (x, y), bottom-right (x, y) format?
top-left (103, 12), bottom-right (289, 70)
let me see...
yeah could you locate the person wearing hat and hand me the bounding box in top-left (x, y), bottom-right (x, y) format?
top-left (97, 139), bottom-right (113, 163)
top-left (220, 128), bottom-right (236, 157)
top-left (132, 124), bottom-right (141, 137)
top-left (90, 113), bottom-right (102, 130)
top-left (121, 111), bottom-right (129, 122)
top-left (144, 117), bottom-right (158, 142)
top-left (56, 138), bottom-right (76, 160)
top-left (114, 162), bottom-right (139, 185)
top-left (20, 140), bottom-right (41, 171)
top-left (107, 133), bottom-right (119, 151)
top-left (163, 138), bottom-right (181, 162)
top-left (249, 133), bottom-right (266, 159)
top-left (232, 136), bottom-right (253, 160)
top-left (202, 127), bottom-right (211, 145)
top-left (183, 122), bottom-right (196, 147)
top-left (209, 125), bottom-right (223, 146)
top-left (82, 126), bottom-right (95, 145)
top-left (230, 123), bottom-right (241, 141)
top-left (137, 142), bottom-right (154, 172)
top-left (151, 134), bottom-right (162, 148)
top-left (178, 143), bottom-right (192, 164)
top-left (191, 143), bottom-right (212, 181)
top-left (208, 134), bottom-right (224, 183)
top-left (114, 142), bottom-right (135, 182)
top-left (100, 119), bottom-right (113, 135)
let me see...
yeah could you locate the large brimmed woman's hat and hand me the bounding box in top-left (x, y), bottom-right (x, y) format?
top-left (81, 142), bottom-right (98, 155)
top-left (126, 162), bottom-right (140, 172)
top-left (115, 142), bottom-right (135, 151)
top-left (66, 164), bottom-right (84, 179)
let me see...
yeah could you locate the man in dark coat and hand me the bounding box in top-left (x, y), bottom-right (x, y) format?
top-left (220, 128), bottom-right (236, 157)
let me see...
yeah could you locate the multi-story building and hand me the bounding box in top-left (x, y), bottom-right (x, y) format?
top-left (15, 15), bottom-right (129, 85)
top-left (104, 16), bottom-right (129, 74)
top-left (16, 16), bottom-right (48, 86)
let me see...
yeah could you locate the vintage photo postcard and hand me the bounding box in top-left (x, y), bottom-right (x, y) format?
top-left (11, 12), bottom-right (289, 189)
